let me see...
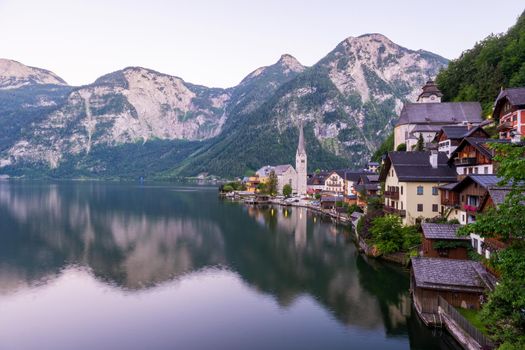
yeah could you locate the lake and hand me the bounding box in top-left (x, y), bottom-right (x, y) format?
top-left (0, 182), bottom-right (458, 350)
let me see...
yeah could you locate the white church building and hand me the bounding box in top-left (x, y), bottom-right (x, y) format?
top-left (255, 122), bottom-right (308, 195)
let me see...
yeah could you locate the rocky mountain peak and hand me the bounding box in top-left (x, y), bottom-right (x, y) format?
top-left (277, 54), bottom-right (305, 73)
top-left (0, 58), bottom-right (67, 89)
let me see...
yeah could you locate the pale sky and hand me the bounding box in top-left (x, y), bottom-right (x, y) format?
top-left (1, 0), bottom-right (523, 88)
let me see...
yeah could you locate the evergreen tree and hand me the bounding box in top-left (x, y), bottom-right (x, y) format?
top-left (267, 170), bottom-right (278, 196)
top-left (282, 184), bottom-right (292, 197)
top-left (415, 134), bottom-right (424, 151)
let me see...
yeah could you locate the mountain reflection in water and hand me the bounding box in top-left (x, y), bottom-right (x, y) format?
top-left (0, 182), bottom-right (456, 350)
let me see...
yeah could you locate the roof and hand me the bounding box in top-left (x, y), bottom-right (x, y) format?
top-left (495, 87), bottom-right (525, 108)
top-left (411, 124), bottom-right (443, 133)
top-left (439, 182), bottom-right (458, 190)
top-left (411, 257), bottom-right (497, 293)
top-left (421, 223), bottom-right (468, 240)
top-left (436, 125), bottom-right (489, 142)
top-left (379, 151), bottom-right (457, 183)
top-left (449, 137), bottom-right (511, 163)
top-left (447, 174), bottom-right (505, 192)
top-left (350, 212), bottom-right (364, 220)
top-left (487, 188), bottom-right (511, 206)
top-left (368, 161), bottom-right (379, 166)
top-left (396, 102), bottom-right (483, 127)
top-left (256, 164), bottom-right (295, 177)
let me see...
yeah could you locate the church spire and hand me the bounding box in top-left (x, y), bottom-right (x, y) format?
top-left (297, 120), bottom-right (306, 155)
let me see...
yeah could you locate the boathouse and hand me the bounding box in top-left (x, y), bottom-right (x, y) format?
top-left (421, 223), bottom-right (470, 259)
top-left (410, 258), bottom-right (496, 321)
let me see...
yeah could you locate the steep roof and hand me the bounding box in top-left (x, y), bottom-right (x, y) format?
top-left (417, 80), bottom-right (444, 101)
top-left (448, 138), bottom-right (511, 164)
top-left (396, 102), bottom-right (482, 127)
top-left (421, 223), bottom-right (468, 240)
top-left (495, 87), bottom-right (525, 108)
top-left (256, 164), bottom-right (295, 177)
top-left (379, 151), bottom-right (457, 182)
top-left (411, 257), bottom-right (497, 292)
top-left (436, 125), bottom-right (489, 140)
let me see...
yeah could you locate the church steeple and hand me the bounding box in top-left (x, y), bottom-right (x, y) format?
top-left (295, 120), bottom-right (307, 195)
top-left (297, 120), bottom-right (306, 155)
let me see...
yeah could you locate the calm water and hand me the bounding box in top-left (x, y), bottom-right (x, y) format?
top-left (0, 182), bottom-right (457, 350)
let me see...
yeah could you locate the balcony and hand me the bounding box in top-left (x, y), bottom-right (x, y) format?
top-left (441, 198), bottom-right (459, 208)
top-left (384, 206), bottom-right (406, 217)
top-left (497, 121), bottom-right (513, 131)
top-left (454, 157), bottom-right (477, 166)
top-left (384, 190), bottom-right (400, 200)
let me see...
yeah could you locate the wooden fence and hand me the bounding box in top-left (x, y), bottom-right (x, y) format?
top-left (438, 296), bottom-right (494, 349)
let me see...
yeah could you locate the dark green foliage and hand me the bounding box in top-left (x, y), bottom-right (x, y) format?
top-left (432, 240), bottom-right (470, 250)
top-left (415, 134), bottom-right (424, 151)
top-left (396, 143), bottom-right (406, 151)
top-left (369, 215), bottom-right (421, 254)
top-left (371, 132), bottom-right (394, 162)
top-left (266, 170), bottom-right (278, 196)
top-left (347, 204), bottom-right (362, 215)
top-left (436, 11), bottom-right (525, 115)
top-left (282, 184), bottom-right (292, 197)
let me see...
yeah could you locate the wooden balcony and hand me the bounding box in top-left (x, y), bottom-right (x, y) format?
top-left (454, 157), bottom-right (477, 166)
top-left (384, 206), bottom-right (406, 217)
top-left (497, 121), bottom-right (513, 131)
top-left (441, 198), bottom-right (459, 208)
top-left (384, 190), bottom-right (400, 200)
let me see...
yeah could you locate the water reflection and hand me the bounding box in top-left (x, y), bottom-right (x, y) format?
top-left (0, 182), bottom-right (455, 349)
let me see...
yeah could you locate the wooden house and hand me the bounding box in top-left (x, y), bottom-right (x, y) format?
top-left (449, 137), bottom-right (510, 176)
top-left (420, 223), bottom-right (469, 259)
top-left (434, 125), bottom-right (489, 158)
top-left (410, 257), bottom-right (496, 325)
top-left (493, 87), bottom-right (525, 140)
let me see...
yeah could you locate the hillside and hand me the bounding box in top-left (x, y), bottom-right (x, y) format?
top-left (436, 10), bottom-right (525, 115)
top-left (0, 34), bottom-right (448, 179)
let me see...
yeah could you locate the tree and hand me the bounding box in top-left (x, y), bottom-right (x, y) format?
top-left (415, 133), bottom-right (424, 151)
top-left (396, 143), bottom-right (406, 151)
top-left (267, 170), bottom-right (278, 196)
top-left (459, 143), bottom-right (525, 349)
top-left (282, 184), bottom-right (292, 197)
top-left (369, 215), bottom-right (421, 255)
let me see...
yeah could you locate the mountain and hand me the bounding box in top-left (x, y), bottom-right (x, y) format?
top-left (0, 59), bottom-right (67, 89)
top-left (0, 34), bottom-right (448, 179)
top-left (436, 10), bottom-right (525, 115)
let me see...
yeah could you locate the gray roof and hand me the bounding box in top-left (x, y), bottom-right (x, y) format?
top-left (487, 188), bottom-right (511, 206)
top-left (495, 87), bottom-right (525, 108)
top-left (439, 182), bottom-right (458, 190)
top-left (379, 151), bottom-right (457, 182)
top-left (421, 223), bottom-right (468, 240)
top-left (411, 257), bottom-right (497, 293)
top-left (411, 124), bottom-right (443, 133)
top-left (256, 164), bottom-right (295, 177)
top-left (396, 102), bottom-right (483, 127)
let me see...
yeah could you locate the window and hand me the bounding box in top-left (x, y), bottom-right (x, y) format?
top-left (463, 168), bottom-right (467, 175)
top-left (432, 204), bottom-right (438, 212)
top-left (484, 166), bottom-right (489, 174)
top-left (400, 202), bottom-right (403, 210)
top-left (474, 167), bottom-right (478, 174)
top-left (432, 187), bottom-right (438, 196)
top-left (417, 204), bottom-right (423, 212)
top-left (401, 186), bottom-right (403, 195)
top-left (417, 186), bottom-right (424, 195)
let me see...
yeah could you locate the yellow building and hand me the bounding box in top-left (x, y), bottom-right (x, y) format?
top-left (379, 151), bottom-right (457, 225)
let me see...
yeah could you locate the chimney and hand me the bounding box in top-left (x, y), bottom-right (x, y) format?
top-left (429, 150), bottom-right (438, 169)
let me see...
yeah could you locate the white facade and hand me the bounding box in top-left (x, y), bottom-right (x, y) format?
top-left (455, 164), bottom-right (493, 176)
top-left (324, 172), bottom-right (345, 194)
top-left (295, 122), bottom-right (308, 195)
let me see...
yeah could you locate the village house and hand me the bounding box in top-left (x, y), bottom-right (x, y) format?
top-left (394, 80), bottom-right (483, 150)
top-left (324, 171), bottom-right (345, 194)
top-left (354, 173), bottom-right (380, 208)
top-left (448, 137), bottom-right (510, 176)
top-left (434, 124), bottom-right (489, 158)
top-left (242, 175), bottom-right (262, 193)
top-left (494, 87), bottom-right (525, 141)
top-left (366, 161), bottom-right (380, 173)
top-left (379, 151), bottom-right (457, 225)
top-left (307, 172), bottom-right (328, 194)
top-left (438, 174), bottom-right (511, 259)
top-left (420, 223), bottom-right (470, 259)
top-left (410, 257), bottom-right (496, 324)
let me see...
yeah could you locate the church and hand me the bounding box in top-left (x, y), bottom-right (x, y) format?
top-left (255, 122), bottom-right (308, 195)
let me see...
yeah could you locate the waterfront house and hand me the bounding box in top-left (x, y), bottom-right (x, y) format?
top-left (410, 257), bottom-right (496, 323)
top-left (243, 175), bottom-right (262, 193)
top-left (354, 173), bottom-right (380, 208)
top-left (320, 195), bottom-right (343, 210)
top-left (420, 223), bottom-right (469, 259)
top-left (394, 80), bottom-right (483, 150)
top-left (434, 124), bottom-right (489, 158)
top-left (324, 171), bottom-right (345, 194)
top-left (494, 87), bottom-right (525, 141)
top-left (439, 174), bottom-right (511, 258)
top-left (307, 172), bottom-right (328, 194)
top-left (379, 151), bottom-right (457, 225)
top-left (448, 137), bottom-right (510, 176)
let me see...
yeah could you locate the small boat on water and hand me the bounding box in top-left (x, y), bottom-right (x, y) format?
top-left (244, 194), bottom-right (270, 205)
